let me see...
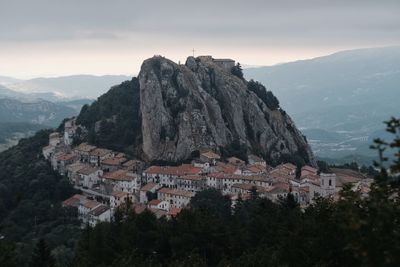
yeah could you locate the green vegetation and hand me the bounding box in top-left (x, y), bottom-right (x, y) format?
top-left (231, 62), bottom-right (244, 79)
top-left (0, 122), bottom-right (44, 143)
top-left (1, 118), bottom-right (399, 267)
top-left (76, 78), bottom-right (141, 155)
top-left (0, 130), bottom-right (80, 267)
top-left (247, 79), bottom-right (280, 110)
top-left (68, 118), bottom-right (400, 266)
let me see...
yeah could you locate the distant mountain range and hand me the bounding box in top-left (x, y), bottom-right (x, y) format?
top-left (0, 74), bottom-right (130, 151)
top-left (1, 74), bottom-right (131, 100)
top-left (244, 46), bottom-right (400, 164)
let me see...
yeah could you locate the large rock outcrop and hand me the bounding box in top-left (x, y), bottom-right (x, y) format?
top-left (138, 56), bottom-right (315, 165)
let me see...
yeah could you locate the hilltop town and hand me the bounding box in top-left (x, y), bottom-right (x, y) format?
top-left (42, 117), bottom-right (373, 226)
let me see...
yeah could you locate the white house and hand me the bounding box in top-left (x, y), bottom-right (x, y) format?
top-left (77, 166), bottom-right (103, 188)
top-left (78, 199), bottom-right (102, 223)
top-left (102, 170), bottom-right (140, 193)
top-left (147, 199), bottom-right (170, 211)
top-left (142, 165), bottom-right (202, 188)
top-left (176, 175), bottom-right (206, 192)
top-left (110, 191), bottom-right (132, 209)
top-left (88, 205), bottom-right (111, 227)
top-left (139, 182), bottom-right (160, 203)
top-left (89, 148), bottom-right (112, 166)
top-left (157, 188), bottom-right (195, 209)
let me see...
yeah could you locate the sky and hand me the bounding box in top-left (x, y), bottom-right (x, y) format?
top-left (0, 0), bottom-right (400, 79)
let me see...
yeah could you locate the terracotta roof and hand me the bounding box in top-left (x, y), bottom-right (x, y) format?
top-left (90, 148), bottom-right (112, 157)
top-left (114, 153), bottom-right (126, 158)
top-left (282, 163), bottom-right (296, 171)
top-left (148, 199), bottom-right (161, 206)
top-left (144, 164), bottom-right (202, 176)
top-left (177, 175), bottom-right (204, 181)
top-left (228, 157), bottom-right (245, 165)
top-left (112, 191), bottom-right (129, 198)
top-left (62, 194), bottom-right (84, 207)
top-left (89, 205), bottom-right (109, 216)
top-left (75, 143), bottom-right (97, 153)
top-left (267, 182), bottom-right (290, 194)
top-left (102, 169), bottom-right (133, 181)
top-left (140, 182), bottom-right (158, 192)
top-left (302, 165), bottom-right (318, 173)
top-left (149, 208), bottom-right (168, 218)
top-left (82, 200), bottom-right (101, 209)
top-left (66, 162), bottom-right (87, 173)
top-left (132, 203), bottom-right (146, 214)
top-left (77, 166), bottom-right (99, 176)
top-left (101, 157), bottom-right (127, 166)
top-left (231, 183), bottom-right (269, 192)
top-left (244, 164), bottom-right (265, 173)
top-left (158, 188), bottom-right (195, 198)
top-left (167, 207), bottom-right (182, 217)
top-left (215, 163), bottom-right (239, 174)
top-left (207, 173), bottom-right (272, 183)
top-left (300, 173), bottom-right (320, 181)
top-left (57, 153), bottom-right (75, 161)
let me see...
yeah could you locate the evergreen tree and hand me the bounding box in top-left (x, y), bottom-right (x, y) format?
top-left (231, 62), bottom-right (244, 79)
top-left (29, 239), bottom-right (55, 267)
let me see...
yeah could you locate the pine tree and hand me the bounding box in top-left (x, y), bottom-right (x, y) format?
top-left (29, 239), bottom-right (55, 267)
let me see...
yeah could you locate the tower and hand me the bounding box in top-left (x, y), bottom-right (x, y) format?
top-left (320, 173), bottom-right (336, 197)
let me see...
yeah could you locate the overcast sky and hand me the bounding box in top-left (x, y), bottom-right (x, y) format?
top-left (1, 0), bottom-right (399, 78)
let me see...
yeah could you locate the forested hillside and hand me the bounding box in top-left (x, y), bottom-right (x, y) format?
top-left (76, 78), bottom-right (141, 155)
top-left (71, 118), bottom-right (400, 266)
top-left (0, 116), bottom-right (399, 266)
top-left (0, 130), bottom-right (80, 267)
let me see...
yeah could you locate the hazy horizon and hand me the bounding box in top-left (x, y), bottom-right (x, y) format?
top-left (1, 45), bottom-right (399, 80)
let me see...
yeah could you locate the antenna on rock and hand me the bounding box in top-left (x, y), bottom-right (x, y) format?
top-left (192, 48), bottom-right (195, 57)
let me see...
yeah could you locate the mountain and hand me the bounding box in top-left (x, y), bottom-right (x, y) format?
top-left (0, 98), bottom-right (76, 127)
top-left (7, 74), bottom-right (131, 99)
top-left (244, 46), bottom-right (400, 162)
top-left (0, 122), bottom-right (44, 152)
top-left (0, 75), bottom-right (21, 86)
top-left (77, 56), bottom-right (315, 165)
top-left (0, 84), bottom-right (24, 98)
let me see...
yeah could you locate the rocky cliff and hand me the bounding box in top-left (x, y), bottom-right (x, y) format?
top-left (138, 56), bottom-right (315, 165)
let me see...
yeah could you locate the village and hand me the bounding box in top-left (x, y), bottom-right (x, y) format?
top-left (42, 118), bottom-right (373, 227)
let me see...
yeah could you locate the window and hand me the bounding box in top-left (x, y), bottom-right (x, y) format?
top-left (329, 179), bottom-right (332, 186)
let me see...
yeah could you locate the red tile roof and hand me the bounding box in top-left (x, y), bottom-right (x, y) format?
top-left (101, 157), bottom-right (127, 166)
top-left (140, 182), bottom-right (158, 192)
top-left (148, 199), bottom-right (161, 206)
top-left (167, 207), bottom-right (182, 217)
top-left (102, 169), bottom-right (133, 181)
top-left (57, 153), bottom-right (75, 161)
top-left (158, 188), bottom-right (195, 198)
top-left (144, 164), bottom-right (202, 176)
top-left (62, 194), bottom-right (84, 207)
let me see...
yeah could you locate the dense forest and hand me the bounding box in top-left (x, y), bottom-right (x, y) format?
top-left (1, 118), bottom-right (399, 267)
top-left (0, 130), bottom-right (80, 267)
top-left (73, 119), bottom-right (399, 267)
top-left (76, 78), bottom-right (141, 155)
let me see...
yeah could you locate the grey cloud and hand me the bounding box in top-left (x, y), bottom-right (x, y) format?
top-left (0, 0), bottom-right (399, 51)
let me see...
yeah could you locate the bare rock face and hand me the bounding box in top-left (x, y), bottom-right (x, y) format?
top-left (138, 55), bottom-right (315, 165)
